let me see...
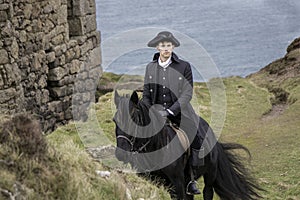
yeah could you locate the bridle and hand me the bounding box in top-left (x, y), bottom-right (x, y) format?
top-left (116, 134), bottom-right (151, 153)
top-left (115, 98), bottom-right (152, 154)
top-left (116, 135), bottom-right (134, 151)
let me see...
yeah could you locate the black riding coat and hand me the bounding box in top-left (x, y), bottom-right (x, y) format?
top-left (142, 52), bottom-right (199, 130)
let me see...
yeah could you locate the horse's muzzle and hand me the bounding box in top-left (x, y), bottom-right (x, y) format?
top-left (115, 147), bottom-right (131, 163)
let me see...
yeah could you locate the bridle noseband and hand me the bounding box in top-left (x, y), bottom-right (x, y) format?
top-left (116, 134), bottom-right (151, 153)
top-left (116, 135), bottom-right (134, 151)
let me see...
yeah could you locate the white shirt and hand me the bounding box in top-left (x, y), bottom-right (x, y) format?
top-left (158, 56), bottom-right (172, 68)
top-left (158, 56), bottom-right (174, 116)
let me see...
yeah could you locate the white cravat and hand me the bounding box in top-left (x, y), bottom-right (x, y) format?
top-left (158, 56), bottom-right (172, 68)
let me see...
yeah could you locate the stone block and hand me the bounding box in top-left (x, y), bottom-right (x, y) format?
top-left (48, 66), bottom-right (67, 81)
top-left (81, 92), bottom-right (91, 102)
top-left (19, 30), bottom-right (27, 43)
top-left (70, 59), bottom-right (82, 74)
top-left (88, 30), bottom-right (101, 47)
top-left (64, 107), bottom-right (73, 120)
top-left (89, 66), bottom-right (102, 80)
top-left (1, 21), bottom-right (13, 37)
top-left (0, 11), bottom-right (7, 22)
top-left (85, 78), bottom-right (97, 91)
top-left (31, 53), bottom-right (43, 71)
top-left (0, 49), bottom-right (9, 64)
top-left (7, 63), bottom-right (21, 84)
top-left (85, 14), bottom-right (97, 33)
top-left (10, 38), bottom-right (19, 59)
top-left (48, 85), bottom-right (71, 98)
top-left (57, 5), bottom-right (67, 25)
top-left (4, 37), bottom-right (12, 46)
top-left (48, 100), bottom-right (63, 112)
top-left (54, 44), bottom-right (67, 57)
top-left (74, 80), bottom-right (86, 93)
top-left (23, 3), bottom-right (32, 19)
top-left (46, 52), bottom-right (56, 63)
top-left (0, 4), bottom-right (9, 11)
top-left (68, 17), bottom-right (85, 36)
top-left (67, 39), bottom-right (78, 49)
top-left (80, 39), bottom-right (93, 56)
top-left (51, 34), bottom-right (64, 46)
top-left (76, 71), bottom-right (88, 80)
top-left (72, 0), bottom-right (88, 16)
top-left (31, 3), bottom-right (41, 19)
top-left (43, 4), bottom-right (54, 14)
top-left (38, 76), bottom-right (48, 88)
top-left (0, 87), bottom-right (16, 103)
top-left (86, 46), bottom-right (101, 69)
top-left (41, 89), bottom-right (50, 103)
top-left (32, 19), bottom-right (43, 33)
top-left (65, 49), bottom-right (76, 62)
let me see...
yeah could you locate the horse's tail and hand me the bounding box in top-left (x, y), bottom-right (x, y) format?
top-left (212, 142), bottom-right (264, 200)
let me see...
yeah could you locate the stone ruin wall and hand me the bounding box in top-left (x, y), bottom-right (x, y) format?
top-left (0, 0), bottom-right (102, 132)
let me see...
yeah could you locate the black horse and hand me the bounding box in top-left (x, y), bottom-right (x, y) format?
top-left (113, 91), bottom-right (263, 200)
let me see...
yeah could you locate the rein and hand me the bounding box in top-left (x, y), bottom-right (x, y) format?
top-left (116, 135), bottom-right (133, 146)
top-left (116, 135), bottom-right (151, 153)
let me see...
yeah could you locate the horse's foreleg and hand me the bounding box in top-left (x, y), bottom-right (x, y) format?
top-left (203, 173), bottom-right (215, 200)
top-left (174, 180), bottom-right (186, 200)
top-left (168, 169), bottom-right (187, 200)
top-left (203, 186), bottom-right (214, 200)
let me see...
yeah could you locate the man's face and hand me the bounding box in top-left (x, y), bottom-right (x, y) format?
top-left (156, 41), bottom-right (174, 61)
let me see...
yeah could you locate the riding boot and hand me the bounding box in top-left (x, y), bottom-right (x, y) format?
top-left (186, 169), bottom-right (201, 195)
top-left (186, 148), bottom-right (204, 195)
top-left (190, 147), bottom-right (204, 167)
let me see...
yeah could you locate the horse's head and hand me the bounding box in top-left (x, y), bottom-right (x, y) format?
top-left (113, 90), bottom-right (140, 163)
top-left (113, 90), bottom-right (167, 167)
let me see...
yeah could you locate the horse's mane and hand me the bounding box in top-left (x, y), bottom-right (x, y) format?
top-left (115, 94), bottom-right (168, 148)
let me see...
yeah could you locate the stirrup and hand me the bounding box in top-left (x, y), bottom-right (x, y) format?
top-left (186, 180), bottom-right (201, 195)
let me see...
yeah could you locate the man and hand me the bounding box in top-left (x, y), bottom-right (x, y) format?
top-left (142, 31), bottom-right (203, 195)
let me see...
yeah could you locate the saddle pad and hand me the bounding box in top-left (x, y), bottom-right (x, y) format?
top-left (170, 124), bottom-right (190, 151)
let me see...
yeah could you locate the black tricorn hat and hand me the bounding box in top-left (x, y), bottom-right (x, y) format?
top-left (147, 31), bottom-right (180, 47)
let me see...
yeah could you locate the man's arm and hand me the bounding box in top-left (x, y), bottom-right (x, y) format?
top-left (168, 63), bottom-right (193, 116)
top-left (142, 65), bottom-right (152, 107)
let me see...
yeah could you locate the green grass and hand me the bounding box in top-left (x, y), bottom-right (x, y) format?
top-left (1, 72), bottom-right (299, 199)
top-left (93, 75), bottom-right (300, 200)
top-left (0, 118), bottom-right (170, 200)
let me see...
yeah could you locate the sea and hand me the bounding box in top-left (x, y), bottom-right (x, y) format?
top-left (95, 0), bottom-right (300, 81)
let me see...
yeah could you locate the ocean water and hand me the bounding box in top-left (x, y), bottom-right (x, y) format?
top-left (96, 0), bottom-right (300, 80)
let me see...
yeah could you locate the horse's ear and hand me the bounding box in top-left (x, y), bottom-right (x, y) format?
top-left (114, 90), bottom-right (120, 106)
top-left (130, 91), bottom-right (139, 105)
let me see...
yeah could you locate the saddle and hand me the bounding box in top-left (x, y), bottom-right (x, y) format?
top-left (169, 123), bottom-right (190, 152)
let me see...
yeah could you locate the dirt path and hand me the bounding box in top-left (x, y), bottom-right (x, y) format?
top-left (262, 104), bottom-right (288, 121)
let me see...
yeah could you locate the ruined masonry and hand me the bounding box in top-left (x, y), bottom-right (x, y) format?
top-left (0, 0), bottom-right (102, 132)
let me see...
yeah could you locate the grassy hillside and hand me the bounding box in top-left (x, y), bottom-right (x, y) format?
top-left (1, 72), bottom-right (299, 199)
top-left (0, 115), bottom-right (170, 200)
top-left (1, 36), bottom-right (299, 199)
top-left (94, 74), bottom-right (299, 200)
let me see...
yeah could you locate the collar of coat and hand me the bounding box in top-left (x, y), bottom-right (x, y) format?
top-left (152, 52), bottom-right (180, 63)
